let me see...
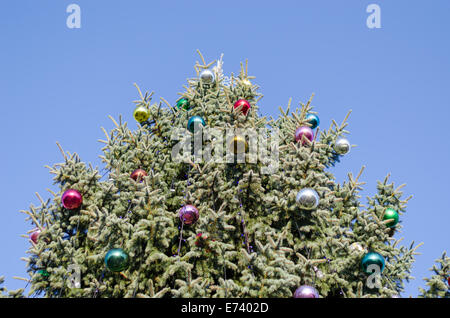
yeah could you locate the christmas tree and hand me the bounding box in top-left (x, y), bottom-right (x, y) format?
top-left (9, 52), bottom-right (447, 298)
top-left (419, 252), bottom-right (449, 298)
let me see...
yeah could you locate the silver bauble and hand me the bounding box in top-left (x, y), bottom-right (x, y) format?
top-left (349, 242), bottom-right (366, 254)
top-left (334, 138), bottom-right (351, 155)
top-left (199, 69), bottom-right (215, 84)
top-left (296, 188), bottom-right (320, 210)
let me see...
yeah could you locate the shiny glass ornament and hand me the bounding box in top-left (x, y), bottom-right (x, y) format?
top-left (383, 208), bottom-right (399, 228)
top-left (187, 116), bottom-right (205, 133)
top-left (293, 285), bottom-right (319, 298)
top-left (176, 98), bottom-right (191, 110)
top-left (233, 99), bottom-right (251, 115)
top-left (199, 69), bottom-right (215, 84)
top-left (295, 126), bottom-right (314, 145)
top-left (296, 188), bottom-right (320, 210)
top-left (133, 106), bottom-right (150, 123)
top-left (305, 113), bottom-right (320, 129)
top-left (334, 138), bottom-right (351, 155)
top-left (349, 242), bottom-right (366, 254)
top-left (361, 251), bottom-right (385, 274)
top-left (61, 189), bottom-right (83, 210)
top-left (37, 269), bottom-right (50, 277)
top-left (105, 248), bottom-right (130, 272)
top-left (229, 135), bottom-right (248, 154)
top-left (30, 229), bottom-right (41, 244)
top-left (130, 168), bottom-right (148, 182)
top-left (179, 204), bottom-right (199, 225)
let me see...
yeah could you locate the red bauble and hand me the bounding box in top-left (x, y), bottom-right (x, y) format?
top-left (448, 276), bottom-right (450, 286)
top-left (61, 189), bottom-right (83, 210)
top-left (130, 168), bottom-right (148, 182)
top-left (30, 229), bottom-right (41, 244)
top-left (233, 99), bottom-right (251, 115)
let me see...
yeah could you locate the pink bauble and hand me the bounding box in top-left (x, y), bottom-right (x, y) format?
top-left (61, 189), bottom-right (83, 210)
top-left (30, 229), bottom-right (41, 244)
top-left (179, 205), bottom-right (199, 225)
top-left (294, 285), bottom-right (319, 298)
top-left (233, 99), bottom-right (251, 115)
top-left (295, 126), bottom-right (314, 145)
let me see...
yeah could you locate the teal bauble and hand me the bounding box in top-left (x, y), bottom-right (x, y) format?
top-left (176, 98), bottom-right (191, 110)
top-left (187, 116), bottom-right (205, 133)
top-left (306, 113), bottom-right (320, 129)
top-left (383, 208), bottom-right (399, 228)
top-left (105, 248), bottom-right (130, 272)
top-left (361, 251), bottom-right (385, 274)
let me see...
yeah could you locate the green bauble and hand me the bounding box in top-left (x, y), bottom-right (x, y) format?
top-left (133, 106), bottom-right (150, 123)
top-left (361, 251), bottom-right (385, 274)
top-left (383, 208), bottom-right (399, 228)
top-left (176, 98), bottom-right (191, 110)
top-left (105, 248), bottom-right (130, 272)
top-left (37, 269), bottom-right (50, 277)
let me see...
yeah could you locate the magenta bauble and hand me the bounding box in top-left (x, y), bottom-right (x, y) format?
top-left (30, 229), bottom-right (41, 244)
top-left (293, 285), bottom-right (319, 298)
top-left (61, 189), bottom-right (83, 210)
top-left (179, 205), bottom-right (199, 225)
top-left (233, 99), bottom-right (251, 115)
top-left (295, 126), bottom-right (314, 145)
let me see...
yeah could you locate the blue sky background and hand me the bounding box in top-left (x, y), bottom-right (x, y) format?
top-left (0, 0), bottom-right (449, 297)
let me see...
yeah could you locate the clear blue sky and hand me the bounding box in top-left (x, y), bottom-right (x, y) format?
top-left (0, 0), bottom-right (448, 297)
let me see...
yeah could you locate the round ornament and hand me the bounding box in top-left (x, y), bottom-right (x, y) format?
top-left (382, 208), bottom-right (399, 228)
top-left (293, 285), bottom-right (319, 298)
top-left (37, 269), bottom-right (50, 277)
top-left (361, 251), bottom-right (385, 274)
top-left (130, 168), bottom-right (148, 182)
top-left (133, 106), bottom-right (150, 123)
top-left (30, 229), bottom-right (41, 244)
top-left (61, 189), bottom-right (83, 210)
top-left (176, 98), bottom-right (191, 111)
top-left (305, 113), bottom-right (320, 129)
top-left (447, 276), bottom-right (450, 286)
top-left (334, 138), bottom-right (351, 155)
top-left (349, 242), bottom-right (366, 254)
top-left (295, 126), bottom-right (314, 145)
top-left (229, 135), bottom-right (248, 154)
top-left (187, 116), bottom-right (206, 133)
top-left (179, 205), bottom-right (199, 225)
top-left (233, 99), bottom-right (251, 116)
top-left (105, 248), bottom-right (130, 272)
top-left (199, 69), bottom-right (215, 84)
top-left (296, 188), bottom-right (320, 210)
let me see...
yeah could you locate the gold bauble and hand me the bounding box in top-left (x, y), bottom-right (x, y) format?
top-left (229, 135), bottom-right (248, 154)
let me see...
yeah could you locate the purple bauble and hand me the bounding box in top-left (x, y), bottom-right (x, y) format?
top-left (30, 228), bottom-right (41, 244)
top-left (61, 189), bottom-right (83, 210)
top-left (179, 205), bottom-right (199, 225)
top-left (295, 126), bottom-right (314, 145)
top-left (293, 285), bottom-right (320, 298)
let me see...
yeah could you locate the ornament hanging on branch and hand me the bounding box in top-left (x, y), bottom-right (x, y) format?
top-left (334, 138), bottom-right (351, 155)
top-left (187, 116), bottom-right (206, 133)
top-left (295, 126), bottom-right (314, 145)
top-left (133, 105), bottom-right (150, 123)
top-left (233, 99), bottom-right (251, 116)
top-left (382, 208), bottom-right (399, 228)
top-left (199, 69), bottom-right (215, 84)
top-left (349, 242), bottom-right (366, 255)
top-left (296, 188), bottom-right (320, 210)
top-left (179, 204), bottom-right (199, 225)
top-left (105, 248), bottom-right (130, 272)
top-left (361, 251), bottom-right (385, 274)
top-left (293, 285), bottom-right (320, 298)
top-left (305, 113), bottom-right (320, 129)
top-left (61, 189), bottom-right (83, 210)
top-left (130, 168), bottom-right (148, 182)
top-left (37, 269), bottom-right (50, 278)
top-left (229, 135), bottom-right (248, 154)
top-left (176, 98), bottom-right (191, 111)
top-left (30, 228), bottom-right (41, 244)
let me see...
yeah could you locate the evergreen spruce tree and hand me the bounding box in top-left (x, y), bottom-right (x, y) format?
top-left (419, 252), bottom-right (449, 298)
top-left (8, 52), bottom-right (446, 298)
